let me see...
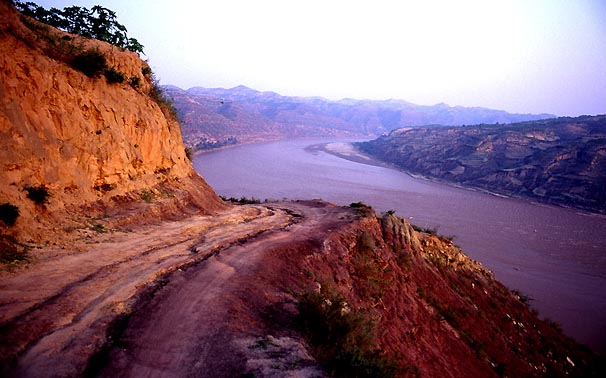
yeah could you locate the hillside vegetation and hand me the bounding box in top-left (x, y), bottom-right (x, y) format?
top-left (357, 115), bottom-right (606, 213)
top-left (13, 0), bottom-right (144, 53)
top-left (1, 2), bottom-right (603, 377)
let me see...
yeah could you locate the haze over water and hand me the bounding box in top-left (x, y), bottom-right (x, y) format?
top-left (194, 138), bottom-right (606, 353)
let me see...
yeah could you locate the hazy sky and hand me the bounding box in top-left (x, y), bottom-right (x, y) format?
top-left (36, 0), bottom-right (606, 116)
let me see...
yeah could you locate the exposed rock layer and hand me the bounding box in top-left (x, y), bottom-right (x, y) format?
top-left (0, 2), bottom-right (224, 241)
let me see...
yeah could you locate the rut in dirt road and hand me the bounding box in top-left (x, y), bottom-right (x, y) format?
top-left (0, 205), bottom-right (296, 377)
top-left (93, 201), bottom-right (353, 378)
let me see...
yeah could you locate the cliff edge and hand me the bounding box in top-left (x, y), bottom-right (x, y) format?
top-left (0, 3), bottom-right (602, 378)
top-left (0, 1), bottom-right (225, 243)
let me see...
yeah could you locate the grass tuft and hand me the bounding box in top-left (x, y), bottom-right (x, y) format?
top-left (296, 286), bottom-right (399, 378)
top-left (0, 235), bottom-right (30, 267)
top-left (24, 184), bottom-right (50, 205)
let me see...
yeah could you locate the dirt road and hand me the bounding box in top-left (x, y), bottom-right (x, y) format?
top-left (0, 200), bottom-right (352, 377)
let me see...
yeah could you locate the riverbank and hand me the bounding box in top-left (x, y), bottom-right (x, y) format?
top-left (318, 141), bottom-right (513, 198)
top-left (3, 198), bottom-right (600, 376)
top-left (320, 141), bottom-right (605, 217)
top-left (194, 139), bottom-right (606, 353)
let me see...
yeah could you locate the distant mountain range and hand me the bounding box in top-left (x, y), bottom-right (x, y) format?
top-left (163, 85), bottom-right (554, 150)
top-left (3, 3), bottom-right (603, 376)
top-left (356, 115), bottom-right (606, 213)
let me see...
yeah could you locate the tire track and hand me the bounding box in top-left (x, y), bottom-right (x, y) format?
top-left (0, 205), bottom-right (292, 377)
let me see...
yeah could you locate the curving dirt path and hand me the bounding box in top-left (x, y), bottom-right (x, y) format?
top-left (0, 200), bottom-right (352, 377)
top-left (95, 200), bottom-right (352, 378)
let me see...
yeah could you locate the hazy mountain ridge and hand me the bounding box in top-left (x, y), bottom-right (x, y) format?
top-left (356, 115), bottom-right (606, 213)
top-left (165, 85), bottom-right (554, 150)
top-left (1, 2), bottom-right (602, 377)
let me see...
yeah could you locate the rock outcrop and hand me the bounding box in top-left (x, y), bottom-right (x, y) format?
top-left (0, 3), bottom-right (602, 377)
top-left (0, 1), bottom-right (225, 242)
top-left (262, 205), bottom-right (602, 377)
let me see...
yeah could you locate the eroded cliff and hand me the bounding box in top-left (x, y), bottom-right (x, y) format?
top-left (248, 203), bottom-right (601, 377)
top-left (0, 1), bottom-right (224, 242)
top-left (0, 3), bottom-right (601, 378)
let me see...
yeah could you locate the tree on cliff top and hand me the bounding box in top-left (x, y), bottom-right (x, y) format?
top-left (13, 1), bottom-right (144, 54)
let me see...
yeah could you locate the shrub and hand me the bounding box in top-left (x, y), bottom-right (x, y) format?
top-left (150, 81), bottom-right (178, 118)
top-left (141, 65), bottom-right (152, 76)
top-left (411, 224), bottom-right (455, 243)
top-left (185, 146), bottom-right (194, 161)
top-left (349, 201), bottom-right (373, 216)
top-left (297, 287), bottom-right (398, 378)
top-left (145, 69), bottom-right (179, 120)
top-left (0, 235), bottom-right (29, 266)
top-left (72, 49), bottom-right (107, 77)
top-left (140, 190), bottom-right (155, 203)
top-left (220, 196), bottom-right (261, 205)
top-left (297, 289), bottom-right (372, 354)
top-left (0, 203), bottom-right (20, 226)
top-left (24, 184), bottom-right (50, 204)
top-left (104, 67), bottom-right (125, 83)
top-left (0, 245), bottom-right (29, 265)
top-left (411, 224), bottom-right (437, 235)
top-left (91, 223), bottom-right (106, 233)
top-left (128, 75), bottom-right (141, 88)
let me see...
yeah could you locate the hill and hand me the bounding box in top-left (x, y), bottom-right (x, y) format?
top-left (0, 2), bottom-right (602, 377)
top-left (165, 85), bottom-right (554, 151)
top-left (356, 115), bottom-right (606, 213)
top-left (0, 0), bottom-right (225, 244)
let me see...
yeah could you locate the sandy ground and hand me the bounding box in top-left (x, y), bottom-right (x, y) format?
top-left (324, 142), bottom-right (371, 161)
top-left (0, 200), bottom-right (349, 377)
top-left (319, 142), bottom-right (389, 169)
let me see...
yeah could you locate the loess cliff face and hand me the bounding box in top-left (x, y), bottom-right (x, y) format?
top-left (253, 205), bottom-right (601, 377)
top-left (0, 3), bottom-right (601, 377)
top-left (0, 2), bottom-right (224, 242)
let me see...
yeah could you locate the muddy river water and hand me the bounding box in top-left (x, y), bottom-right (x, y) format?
top-left (193, 138), bottom-right (606, 353)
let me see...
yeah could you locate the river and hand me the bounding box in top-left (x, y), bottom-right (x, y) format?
top-left (193, 138), bottom-right (606, 353)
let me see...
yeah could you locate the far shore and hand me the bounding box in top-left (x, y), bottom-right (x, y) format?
top-left (318, 140), bottom-right (529, 199)
top-left (318, 141), bottom-right (605, 217)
